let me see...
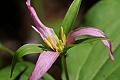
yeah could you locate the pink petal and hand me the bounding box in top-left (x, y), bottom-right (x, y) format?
top-left (28, 51), bottom-right (60, 80)
top-left (67, 27), bottom-right (114, 60)
top-left (26, 0), bottom-right (55, 39)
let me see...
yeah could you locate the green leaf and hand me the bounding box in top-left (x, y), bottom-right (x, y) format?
top-left (62, 0), bottom-right (120, 80)
top-left (0, 61), bottom-right (54, 80)
top-left (40, 73), bottom-right (55, 80)
top-left (11, 44), bottom-right (43, 78)
top-left (62, 43), bottom-right (92, 80)
top-left (61, 0), bottom-right (82, 35)
top-left (0, 62), bottom-right (32, 80)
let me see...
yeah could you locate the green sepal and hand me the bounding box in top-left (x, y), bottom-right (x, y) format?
top-left (11, 44), bottom-right (43, 78)
top-left (61, 36), bottom-right (109, 56)
top-left (61, 0), bottom-right (82, 35)
top-left (74, 36), bottom-right (110, 44)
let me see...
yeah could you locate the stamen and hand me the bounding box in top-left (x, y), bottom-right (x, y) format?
top-left (48, 35), bottom-right (55, 46)
top-left (56, 40), bottom-right (64, 52)
top-left (60, 27), bottom-right (66, 45)
top-left (60, 27), bottom-right (64, 38)
top-left (48, 35), bottom-right (59, 51)
top-left (59, 40), bottom-right (63, 47)
top-left (43, 38), bottom-right (53, 49)
top-left (63, 34), bottom-right (66, 45)
top-left (55, 36), bottom-right (59, 43)
top-left (54, 45), bottom-right (59, 51)
top-left (43, 27), bottom-right (66, 52)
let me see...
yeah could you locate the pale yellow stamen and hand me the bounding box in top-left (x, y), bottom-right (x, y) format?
top-left (55, 36), bottom-right (59, 44)
top-left (56, 40), bottom-right (63, 52)
top-left (59, 40), bottom-right (63, 47)
top-left (48, 35), bottom-right (59, 51)
top-left (60, 27), bottom-right (64, 38)
top-left (54, 45), bottom-right (59, 51)
top-left (48, 35), bottom-right (55, 46)
top-left (63, 34), bottom-right (66, 45)
top-left (60, 27), bottom-right (66, 45)
top-left (43, 27), bottom-right (66, 52)
top-left (43, 38), bottom-right (53, 49)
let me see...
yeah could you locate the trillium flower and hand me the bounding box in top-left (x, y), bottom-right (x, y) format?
top-left (26, 0), bottom-right (114, 80)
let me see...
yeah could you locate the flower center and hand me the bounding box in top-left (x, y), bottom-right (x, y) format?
top-left (43, 27), bottom-right (66, 52)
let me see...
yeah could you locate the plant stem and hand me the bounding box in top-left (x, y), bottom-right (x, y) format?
top-left (0, 43), bottom-right (15, 56)
top-left (62, 55), bottom-right (69, 80)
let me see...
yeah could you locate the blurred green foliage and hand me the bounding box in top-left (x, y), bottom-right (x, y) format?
top-left (0, 62), bottom-right (54, 80)
top-left (63, 0), bottom-right (120, 80)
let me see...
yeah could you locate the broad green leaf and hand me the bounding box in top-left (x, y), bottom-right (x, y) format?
top-left (0, 61), bottom-right (54, 80)
top-left (62, 43), bottom-right (92, 80)
top-left (62, 0), bottom-right (82, 35)
top-left (11, 44), bottom-right (42, 77)
top-left (62, 0), bottom-right (120, 80)
top-left (93, 45), bottom-right (120, 80)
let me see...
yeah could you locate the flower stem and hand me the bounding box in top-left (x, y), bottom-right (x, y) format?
top-left (62, 55), bottom-right (69, 80)
top-left (0, 43), bottom-right (15, 56)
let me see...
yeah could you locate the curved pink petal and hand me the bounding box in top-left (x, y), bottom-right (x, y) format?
top-left (26, 0), bottom-right (55, 39)
top-left (28, 51), bottom-right (60, 80)
top-left (67, 27), bottom-right (114, 60)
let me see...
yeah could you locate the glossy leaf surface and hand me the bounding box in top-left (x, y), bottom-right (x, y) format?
top-left (62, 0), bottom-right (120, 80)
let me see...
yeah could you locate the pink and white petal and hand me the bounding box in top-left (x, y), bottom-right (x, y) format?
top-left (67, 27), bottom-right (114, 60)
top-left (28, 51), bottom-right (60, 80)
top-left (26, 0), bottom-right (55, 39)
